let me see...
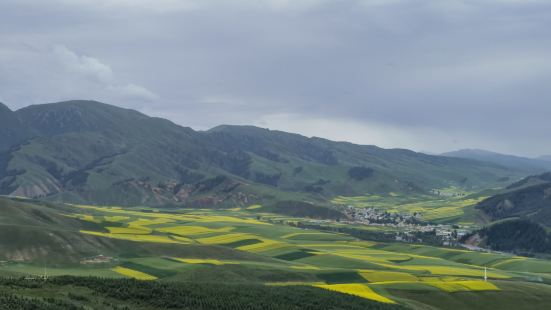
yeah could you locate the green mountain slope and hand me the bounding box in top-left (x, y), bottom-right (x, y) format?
top-left (476, 173), bottom-right (551, 226)
top-left (0, 100), bottom-right (532, 207)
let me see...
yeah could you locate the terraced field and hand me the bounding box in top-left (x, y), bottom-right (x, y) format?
top-left (2, 202), bottom-right (551, 309)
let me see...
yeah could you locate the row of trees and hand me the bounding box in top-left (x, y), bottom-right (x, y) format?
top-left (0, 276), bottom-right (405, 310)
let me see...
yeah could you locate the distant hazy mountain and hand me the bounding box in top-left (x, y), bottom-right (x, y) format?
top-left (442, 149), bottom-right (551, 173)
top-left (539, 155), bottom-right (551, 162)
top-left (0, 102), bottom-right (29, 152)
top-left (0, 100), bottom-right (532, 207)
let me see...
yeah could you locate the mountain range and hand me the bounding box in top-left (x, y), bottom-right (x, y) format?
top-left (0, 100), bottom-right (537, 207)
top-left (442, 149), bottom-right (551, 173)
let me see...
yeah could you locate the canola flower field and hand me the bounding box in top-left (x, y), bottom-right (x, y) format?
top-left (5, 203), bottom-right (551, 309)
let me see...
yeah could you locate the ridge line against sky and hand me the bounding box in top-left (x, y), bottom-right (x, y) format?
top-left (1, 0), bottom-right (550, 157)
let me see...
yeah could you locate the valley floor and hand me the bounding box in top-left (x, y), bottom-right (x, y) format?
top-left (2, 200), bottom-right (551, 309)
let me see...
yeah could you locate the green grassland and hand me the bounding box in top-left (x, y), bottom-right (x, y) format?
top-left (2, 197), bottom-right (551, 309)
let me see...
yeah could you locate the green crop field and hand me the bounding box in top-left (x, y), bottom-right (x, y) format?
top-left (2, 199), bottom-right (551, 309)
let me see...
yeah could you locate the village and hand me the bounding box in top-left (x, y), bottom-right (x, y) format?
top-left (339, 205), bottom-right (471, 246)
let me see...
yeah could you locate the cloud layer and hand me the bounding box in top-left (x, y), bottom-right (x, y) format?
top-left (1, 0), bottom-right (550, 156)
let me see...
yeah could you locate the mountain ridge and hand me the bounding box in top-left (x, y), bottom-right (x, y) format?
top-left (442, 148), bottom-right (551, 173)
top-left (0, 100), bottom-right (533, 207)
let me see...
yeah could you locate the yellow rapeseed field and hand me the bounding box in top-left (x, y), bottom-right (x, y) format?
top-left (104, 215), bottom-right (130, 222)
top-left (197, 233), bottom-right (257, 244)
top-left (80, 230), bottom-right (188, 244)
top-left (172, 258), bottom-right (238, 265)
top-left (426, 280), bottom-right (499, 292)
top-left (112, 266), bottom-right (157, 280)
top-left (315, 284), bottom-right (395, 304)
top-left (128, 218), bottom-right (174, 226)
top-left (359, 270), bottom-right (419, 282)
top-left (156, 225), bottom-right (232, 236)
top-left (237, 239), bottom-right (285, 253)
top-left (106, 226), bottom-right (152, 235)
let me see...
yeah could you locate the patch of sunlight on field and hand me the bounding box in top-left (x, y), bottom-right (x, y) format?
top-left (104, 216), bottom-right (130, 222)
top-left (237, 239), bottom-right (285, 253)
top-left (228, 207), bottom-right (242, 211)
top-left (315, 284), bottom-right (395, 304)
top-left (197, 233), bottom-right (257, 244)
top-left (290, 265), bottom-right (320, 270)
top-left (156, 225), bottom-right (233, 236)
top-left (359, 270), bottom-right (419, 282)
top-left (194, 215), bottom-right (270, 225)
top-left (426, 280), bottom-right (499, 292)
top-left (112, 266), bottom-right (157, 280)
top-left (172, 258), bottom-right (238, 265)
top-left (80, 230), bottom-right (190, 244)
top-left (74, 205), bottom-right (270, 226)
top-left (106, 226), bottom-right (152, 234)
top-left (71, 214), bottom-right (101, 223)
top-left (246, 204), bottom-right (262, 210)
top-left (128, 218), bottom-right (174, 226)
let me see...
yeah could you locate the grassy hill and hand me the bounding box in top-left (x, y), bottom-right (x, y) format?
top-left (0, 197), bottom-right (263, 265)
top-left (476, 173), bottom-right (551, 226)
top-left (0, 100), bottom-right (531, 209)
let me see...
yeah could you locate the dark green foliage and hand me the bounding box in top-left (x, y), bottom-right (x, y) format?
top-left (166, 264), bottom-right (317, 283)
top-left (222, 239), bottom-right (262, 248)
top-left (120, 262), bottom-right (177, 278)
top-left (254, 171), bottom-right (281, 187)
top-left (0, 277), bottom-right (406, 310)
top-left (317, 272), bottom-right (367, 284)
top-left (0, 293), bottom-right (83, 310)
top-left (274, 249), bottom-right (316, 261)
top-left (478, 219), bottom-right (551, 254)
top-left (348, 166), bottom-right (375, 181)
top-left (269, 201), bottom-right (345, 220)
top-left (477, 173), bottom-right (551, 226)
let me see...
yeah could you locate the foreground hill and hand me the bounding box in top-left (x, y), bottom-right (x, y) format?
top-left (0, 277), bottom-right (404, 310)
top-left (0, 100), bottom-right (529, 207)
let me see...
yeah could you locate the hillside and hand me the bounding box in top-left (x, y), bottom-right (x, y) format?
top-left (0, 197), bottom-right (260, 265)
top-left (0, 100), bottom-right (531, 207)
top-left (443, 149), bottom-right (551, 173)
top-left (476, 173), bottom-right (551, 226)
top-left (469, 219), bottom-right (551, 254)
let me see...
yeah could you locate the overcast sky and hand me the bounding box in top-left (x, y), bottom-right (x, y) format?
top-left (1, 0), bottom-right (550, 157)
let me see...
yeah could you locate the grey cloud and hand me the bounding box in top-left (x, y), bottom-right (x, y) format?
top-left (0, 0), bottom-right (550, 156)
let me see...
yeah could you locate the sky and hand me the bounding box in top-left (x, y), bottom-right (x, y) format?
top-left (1, 0), bottom-right (550, 157)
